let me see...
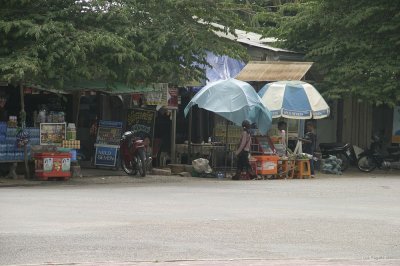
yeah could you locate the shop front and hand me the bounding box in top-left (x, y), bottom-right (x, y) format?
top-left (0, 85), bottom-right (78, 180)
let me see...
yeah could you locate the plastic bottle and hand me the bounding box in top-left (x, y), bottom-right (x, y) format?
top-left (67, 123), bottom-right (76, 140)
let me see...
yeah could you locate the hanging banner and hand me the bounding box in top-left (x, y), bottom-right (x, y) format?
top-left (145, 90), bottom-right (167, 106)
top-left (131, 83), bottom-right (169, 107)
top-left (126, 108), bottom-right (156, 139)
top-left (167, 87), bottom-right (179, 109)
top-left (393, 106), bottom-right (400, 143)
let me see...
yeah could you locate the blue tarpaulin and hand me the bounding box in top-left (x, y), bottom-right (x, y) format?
top-left (192, 52), bottom-right (246, 92)
top-left (205, 52), bottom-right (245, 83)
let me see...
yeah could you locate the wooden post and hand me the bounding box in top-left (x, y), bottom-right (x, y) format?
top-left (188, 107), bottom-right (192, 164)
top-left (170, 109), bottom-right (177, 164)
top-left (20, 84), bottom-right (30, 179)
top-left (224, 120), bottom-right (229, 177)
top-left (73, 91), bottom-right (81, 126)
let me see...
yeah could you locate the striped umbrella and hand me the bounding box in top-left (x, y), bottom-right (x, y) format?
top-left (258, 81), bottom-right (330, 119)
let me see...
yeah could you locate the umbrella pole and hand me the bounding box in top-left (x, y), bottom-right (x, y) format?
top-left (286, 121), bottom-right (289, 149)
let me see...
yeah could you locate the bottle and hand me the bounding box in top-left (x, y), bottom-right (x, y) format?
top-left (208, 136), bottom-right (212, 143)
top-left (67, 123), bottom-right (76, 140)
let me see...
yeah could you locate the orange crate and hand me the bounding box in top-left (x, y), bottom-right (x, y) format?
top-left (34, 152), bottom-right (71, 180)
top-left (252, 155), bottom-right (279, 175)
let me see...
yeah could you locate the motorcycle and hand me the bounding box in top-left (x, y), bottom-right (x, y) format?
top-left (319, 142), bottom-right (357, 171)
top-left (357, 135), bottom-right (400, 172)
top-left (119, 131), bottom-right (147, 177)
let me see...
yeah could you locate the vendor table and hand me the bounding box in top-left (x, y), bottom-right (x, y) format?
top-left (176, 143), bottom-right (231, 168)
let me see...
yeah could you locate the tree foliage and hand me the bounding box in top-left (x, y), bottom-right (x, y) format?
top-left (244, 0), bottom-right (400, 106)
top-left (0, 0), bottom-right (247, 89)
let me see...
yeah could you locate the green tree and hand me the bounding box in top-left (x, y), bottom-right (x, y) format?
top-left (257, 0), bottom-right (400, 106)
top-left (0, 0), bottom-right (247, 90)
top-left (222, 0), bottom-right (298, 32)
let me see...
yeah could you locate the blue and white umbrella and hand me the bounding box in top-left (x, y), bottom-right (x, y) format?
top-left (258, 81), bottom-right (330, 119)
top-left (184, 78), bottom-right (272, 134)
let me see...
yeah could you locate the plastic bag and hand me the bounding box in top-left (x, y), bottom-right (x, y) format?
top-left (192, 158), bottom-right (212, 174)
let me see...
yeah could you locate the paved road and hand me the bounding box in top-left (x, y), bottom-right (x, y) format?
top-left (0, 173), bottom-right (399, 265)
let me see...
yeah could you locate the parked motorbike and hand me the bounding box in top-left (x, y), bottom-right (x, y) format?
top-left (319, 142), bottom-right (357, 171)
top-left (357, 135), bottom-right (400, 172)
top-left (119, 131), bottom-right (147, 177)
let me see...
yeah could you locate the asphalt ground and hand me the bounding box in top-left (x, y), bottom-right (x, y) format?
top-left (1, 165), bottom-right (399, 187)
top-left (10, 258), bottom-right (400, 266)
top-left (1, 167), bottom-right (399, 266)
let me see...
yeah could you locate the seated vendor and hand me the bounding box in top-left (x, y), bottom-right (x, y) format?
top-left (278, 121), bottom-right (287, 149)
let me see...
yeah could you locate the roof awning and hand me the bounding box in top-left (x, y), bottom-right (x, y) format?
top-left (26, 81), bottom-right (168, 94)
top-left (63, 80), bottom-right (167, 94)
top-left (235, 61), bottom-right (313, 82)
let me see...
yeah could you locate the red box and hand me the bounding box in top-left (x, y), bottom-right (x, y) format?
top-left (34, 152), bottom-right (71, 180)
top-left (252, 155), bottom-right (279, 175)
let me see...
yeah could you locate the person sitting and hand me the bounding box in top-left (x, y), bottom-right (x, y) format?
top-left (278, 121), bottom-right (287, 150)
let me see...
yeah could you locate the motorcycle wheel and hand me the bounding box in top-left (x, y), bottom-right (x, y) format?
top-left (357, 155), bottom-right (377, 172)
top-left (337, 154), bottom-right (349, 171)
top-left (121, 156), bottom-right (138, 176)
top-left (137, 149), bottom-right (146, 177)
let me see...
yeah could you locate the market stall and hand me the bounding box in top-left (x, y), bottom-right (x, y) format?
top-left (0, 86), bottom-right (80, 180)
top-left (257, 80), bottom-right (331, 178)
top-left (34, 121), bottom-right (80, 181)
top-left (184, 78), bottom-right (272, 177)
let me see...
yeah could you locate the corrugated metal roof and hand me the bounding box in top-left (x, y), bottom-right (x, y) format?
top-left (235, 61), bottom-right (313, 82)
top-left (212, 24), bottom-right (297, 53)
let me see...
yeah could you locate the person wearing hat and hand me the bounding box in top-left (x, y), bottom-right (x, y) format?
top-left (232, 120), bottom-right (253, 180)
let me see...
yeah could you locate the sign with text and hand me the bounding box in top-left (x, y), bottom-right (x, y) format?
top-left (96, 120), bottom-right (123, 146)
top-left (131, 83), bottom-right (169, 106)
top-left (94, 145), bottom-right (118, 167)
top-left (40, 123), bottom-right (66, 146)
top-left (145, 90), bottom-right (167, 106)
top-left (126, 108), bottom-right (156, 139)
